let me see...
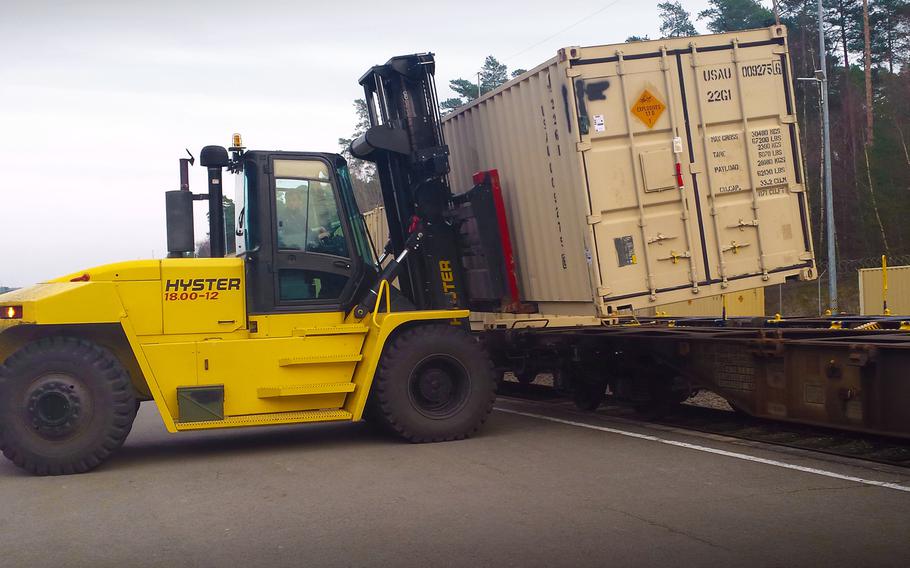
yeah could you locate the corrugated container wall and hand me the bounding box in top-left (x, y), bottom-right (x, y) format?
top-left (362, 206), bottom-right (389, 262)
top-left (443, 26), bottom-right (815, 318)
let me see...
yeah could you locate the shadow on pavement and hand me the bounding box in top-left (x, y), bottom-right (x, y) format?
top-left (113, 419), bottom-right (396, 470)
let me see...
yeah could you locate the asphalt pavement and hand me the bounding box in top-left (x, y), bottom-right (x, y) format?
top-left (1, 397), bottom-right (909, 567)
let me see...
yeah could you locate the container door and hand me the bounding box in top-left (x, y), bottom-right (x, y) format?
top-left (677, 36), bottom-right (813, 285)
top-left (570, 49), bottom-right (705, 304)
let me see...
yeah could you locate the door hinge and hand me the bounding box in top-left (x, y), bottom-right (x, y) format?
top-left (577, 141), bottom-right (592, 152)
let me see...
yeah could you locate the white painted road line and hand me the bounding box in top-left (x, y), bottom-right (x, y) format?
top-left (496, 407), bottom-right (910, 493)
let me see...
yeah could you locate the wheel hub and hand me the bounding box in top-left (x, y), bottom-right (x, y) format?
top-left (417, 368), bottom-right (455, 404)
top-left (26, 379), bottom-right (83, 438)
top-left (408, 355), bottom-right (471, 419)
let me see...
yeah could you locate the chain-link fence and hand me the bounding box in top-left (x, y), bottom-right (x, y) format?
top-left (814, 254), bottom-right (910, 274)
top-left (771, 255), bottom-right (910, 316)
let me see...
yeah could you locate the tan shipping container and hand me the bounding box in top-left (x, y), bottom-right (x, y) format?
top-left (443, 26), bottom-right (815, 318)
top-left (859, 264), bottom-right (910, 315)
top-left (362, 206), bottom-right (389, 262)
top-left (636, 288), bottom-right (765, 318)
top-left (364, 207), bottom-right (767, 319)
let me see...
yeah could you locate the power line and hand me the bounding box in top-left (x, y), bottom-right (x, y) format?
top-left (504, 0), bottom-right (626, 63)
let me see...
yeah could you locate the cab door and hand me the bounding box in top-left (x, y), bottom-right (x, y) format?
top-left (269, 157), bottom-right (358, 309)
top-left (193, 154), bottom-right (372, 419)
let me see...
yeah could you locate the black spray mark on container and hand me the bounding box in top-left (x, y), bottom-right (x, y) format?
top-left (584, 80), bottom-right (610, 100)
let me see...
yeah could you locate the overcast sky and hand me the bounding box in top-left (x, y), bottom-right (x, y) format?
top-left (1, 0), bottom-right (722, 287)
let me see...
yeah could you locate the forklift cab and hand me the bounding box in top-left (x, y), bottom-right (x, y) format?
top-left (233, 151), bottom-right (377, 317)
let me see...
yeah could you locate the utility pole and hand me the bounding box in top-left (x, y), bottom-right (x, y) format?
top-left (801, 0), bottom-right (838, 312)
top-left (818, 0), bottom-right (838, 313)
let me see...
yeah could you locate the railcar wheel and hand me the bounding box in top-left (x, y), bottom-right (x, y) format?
top-left (572, 379), bottom-right (607, 411)
top-left (514, 367), bottom-right (538, 385)
top-left (633, 373), bottom-right (693, 417)
top-left (0, 337), bottom-right (136, 475)
top-left (371, 324), bottom-right (496, 442)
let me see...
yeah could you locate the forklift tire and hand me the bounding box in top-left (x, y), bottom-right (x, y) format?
top-left (0, 337), bottom-right (137, 476)
top-left (372, 324), bottom-right (496, 443)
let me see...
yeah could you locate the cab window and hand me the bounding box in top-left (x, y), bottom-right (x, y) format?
top-left (273, 159), bottom-right (352, 303)
top-left (335, 162), bottom-right (375, 263)
top-left (274, 181), bottom-right (349, 258)
top-left (278, 269), bottom-right (349, 301)
top-left (238, 164), bottom-right (259, 254)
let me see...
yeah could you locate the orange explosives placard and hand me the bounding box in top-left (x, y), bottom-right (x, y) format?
top-left (631, 89), bottom-right (666, 128)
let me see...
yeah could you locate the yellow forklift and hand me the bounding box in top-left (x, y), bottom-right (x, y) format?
top-left (0, 54), bottom-right (514, 475)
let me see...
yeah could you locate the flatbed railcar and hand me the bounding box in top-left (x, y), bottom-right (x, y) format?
top-left (480, 315), bottom-right (910, 439)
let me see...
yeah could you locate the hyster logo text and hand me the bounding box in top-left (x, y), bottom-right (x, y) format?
top-left (165, 278), bottom-right (241, 292)
top-left (439, 260), bottom-right (457, 302)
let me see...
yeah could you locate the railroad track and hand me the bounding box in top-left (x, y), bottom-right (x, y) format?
top-left (498, 381), bottom-right (910, 469)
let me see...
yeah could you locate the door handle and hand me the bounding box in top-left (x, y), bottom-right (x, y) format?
top-left (333, 260), bottom-right (351, 269)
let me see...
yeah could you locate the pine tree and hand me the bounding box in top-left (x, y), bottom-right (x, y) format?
top-left (828, 0), bottom-right (863, 68)
top-left (338, 99), bottom-right (382, 210)
top-left (479, 56), bottom-right (508, 92)
top-left (698, 0), bottom-right (774, 32)
top-left (441, 56), bottom-right (519, 111)
top-left (658, 1), bottom-right (698, 37)
top-left (869, 0), bottom-right (910, 72)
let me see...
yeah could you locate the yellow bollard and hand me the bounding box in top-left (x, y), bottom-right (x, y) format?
top-left (882, 255), bottom-right (891, 315)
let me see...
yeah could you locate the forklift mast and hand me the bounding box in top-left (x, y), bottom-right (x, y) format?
top-left (351, 53), bottom-right (521, 315)
top-left (350, 54), bottom-right (467, 312)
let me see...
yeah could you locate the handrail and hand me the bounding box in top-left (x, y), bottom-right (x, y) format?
top-left (371, 279), bottom-right (392, 327)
